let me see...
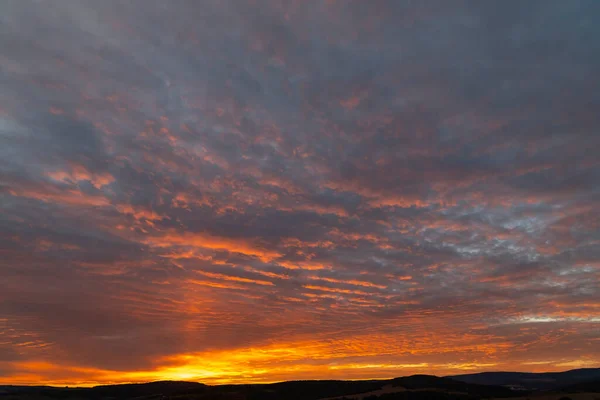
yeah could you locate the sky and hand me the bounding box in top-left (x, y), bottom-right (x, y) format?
top-left (0, 0), bottom-right (599, 387)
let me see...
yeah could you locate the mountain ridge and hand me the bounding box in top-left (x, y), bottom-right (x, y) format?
top-left (448, 368), bottom-right (600, 391)
top-left (1, 368), bottom-right (599, 400)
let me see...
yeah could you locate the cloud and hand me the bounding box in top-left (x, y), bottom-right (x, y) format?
top-left (0, 0), bottom-right (599, 385)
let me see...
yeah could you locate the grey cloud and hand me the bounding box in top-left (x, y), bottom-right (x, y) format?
top-left (0, 0), bottom-right (598, 381)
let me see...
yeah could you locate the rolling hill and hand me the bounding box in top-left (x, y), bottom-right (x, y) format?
top-left (448, 368), bottom-right (600, 391)
top-left (2, 369), bottom-right (599, 400)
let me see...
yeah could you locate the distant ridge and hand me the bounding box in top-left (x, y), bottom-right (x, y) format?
top-left (0, 374), bottom-right (520, 400)
top-left (2, 369), bottom-right (600, 400)
top-left (448, 368), bottom-right (600, 391)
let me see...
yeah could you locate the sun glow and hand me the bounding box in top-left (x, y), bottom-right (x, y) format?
top-left (2, 338), bottom-right (596, 387)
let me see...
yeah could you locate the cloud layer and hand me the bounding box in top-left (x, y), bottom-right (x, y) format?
top-left (0, 0), bottom-right (599, 385)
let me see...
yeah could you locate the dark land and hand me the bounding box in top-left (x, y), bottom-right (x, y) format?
top-left (1, 368), bottom-right (599, 400)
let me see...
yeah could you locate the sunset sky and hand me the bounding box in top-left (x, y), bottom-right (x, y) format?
top-left (1, 0), bottom-right (599, 386)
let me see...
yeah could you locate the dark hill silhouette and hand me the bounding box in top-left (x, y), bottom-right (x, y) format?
top-left (557, 378), bottom-right (600, 393)
top-left (2, 370), bottom-right (600, 400)
top-left (391, 375), bottom-right (518, 397)
top-left (0, 381), bottom-right (208, 399)
top-left (0, 375), bottom-right (522, 400)
top-left (448, 368), bottom-right (600, 391)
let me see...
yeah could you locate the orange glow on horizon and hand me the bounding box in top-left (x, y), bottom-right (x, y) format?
top-left (2, 0), bottom-right (599, 389)
top-left (2, 338), bottom-right (599, 387)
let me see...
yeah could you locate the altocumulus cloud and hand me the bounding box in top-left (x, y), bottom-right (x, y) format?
top-left (0, 0), bottom-right (599, 385)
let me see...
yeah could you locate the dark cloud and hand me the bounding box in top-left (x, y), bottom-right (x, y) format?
top-left (0, 0), bottom-right (598, 385)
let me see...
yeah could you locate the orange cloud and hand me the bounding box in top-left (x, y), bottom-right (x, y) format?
top-left (144, 230), bottom-right (282, 262)
top-left (195, 270), bottom-right (275, 286)
top-left (47, 164), bottom-right (114, 189)
top-left (9, 187), bottom-right (110, 207)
